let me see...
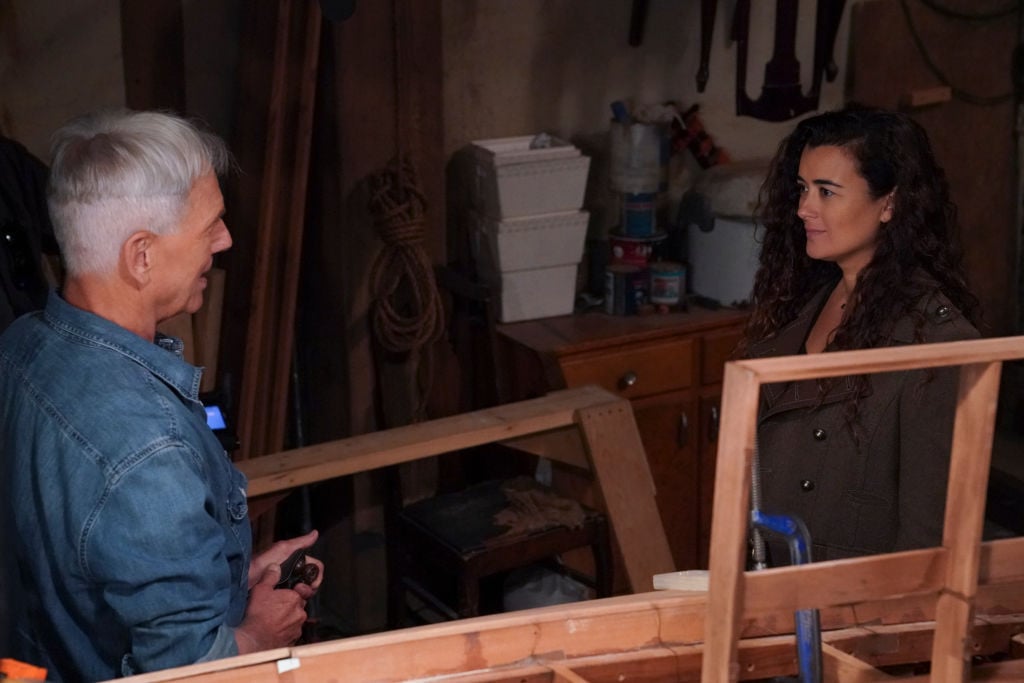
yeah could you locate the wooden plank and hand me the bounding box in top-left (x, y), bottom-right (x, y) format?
top-left (575, 399), bottom-right (675, 592)
top-left (240, 386), bottom-right (618, 497)
top-left (236, 0), bottom-right (322, 460)
top-left (931, 361), bottom-right (1002, 681)
top-left (194, 267), bottom-right (226, 393)
top-left (500, 428), bottom-right (590, 470)
top-left (120, 0), bottom-right (185, 112)
top-left (263, 3), bottom-right (322, 454)
top-left (114, 581), bottom-right (1024, 683)
top-left (742, 547), bottom-right (948, 615)
top-left (106, 648), bottom-right (288, 683)
top-left (547, 663), bottom-right (592, 683)
top-left (702, 362), bottom-right (761, 683)
top-left (821, 643), bottom-right (894, 682)
top-left (732, 337), bottom-right (1024, 383)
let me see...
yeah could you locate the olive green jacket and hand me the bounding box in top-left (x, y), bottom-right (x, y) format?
top-left (747, 278), bottom-right (979, 563)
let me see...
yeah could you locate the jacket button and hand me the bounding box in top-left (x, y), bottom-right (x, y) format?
top-left (935, 305), bottom-right (950, 318)
top-left (812, 428), bottom-right (827, 441)
top-left (800, 479), bottom-right (815, 492)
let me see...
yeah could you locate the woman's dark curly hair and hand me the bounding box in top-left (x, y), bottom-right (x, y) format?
top-left (740, 106), bottom-right (979, 356)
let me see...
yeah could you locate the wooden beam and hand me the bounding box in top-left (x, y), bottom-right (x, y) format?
top-left (236, 0), bottom-right (322, 461)
top-left (575, 399), bottom-right (675, 592)
top-left (194, 267), bottom-right (226, 393)
top-left (731, 337), bottom-right (1024, 383)
top-left (931, 361), bottom-right (1002, 680)
top-left (120, 0), bottom-right (185, 112)
top-left (114, 596), bottom-right (1024, 683)
top-left (239, 386), bottom-right (618, 497)
top-left (702, 362), bottom-right (760, 683)
top-left (821, 643), bottom-right (894, 682)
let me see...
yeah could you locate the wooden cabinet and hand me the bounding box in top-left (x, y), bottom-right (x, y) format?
top-left (497, 308), bottom-right (747, 571)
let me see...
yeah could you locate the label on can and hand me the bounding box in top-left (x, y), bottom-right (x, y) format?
top-left (621, 192), bottom-right (657, 237)
top-left (605, 264), bottom-right (645, 315)
top-left (649, 261), bottom-right (685, 306)
top-left (609, 231), bottom-right (666, 268)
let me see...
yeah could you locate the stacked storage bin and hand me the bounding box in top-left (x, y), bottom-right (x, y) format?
top-left (471, 135), bottom-right (591, 323)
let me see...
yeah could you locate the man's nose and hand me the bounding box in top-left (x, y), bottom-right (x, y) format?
top-left (215, 225), bottom-right (233, 252)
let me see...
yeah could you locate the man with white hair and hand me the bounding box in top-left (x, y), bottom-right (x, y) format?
top-left (0, 109), bottom-right (322, 681)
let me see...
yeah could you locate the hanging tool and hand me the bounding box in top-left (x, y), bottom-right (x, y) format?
top-left (628, 0), bottom-right (649, 46)
top-left (697, 0), bottom-right (718, 92)
top-left (732, 0), bottom-right (847, 121)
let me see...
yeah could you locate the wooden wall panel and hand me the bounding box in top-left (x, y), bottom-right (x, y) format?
top-left (849, 0), bottom-right (1018, 337)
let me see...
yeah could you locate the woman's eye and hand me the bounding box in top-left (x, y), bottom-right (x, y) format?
top-left (797, 184), bottom-right (808, 194)
top-left (820, 187), bottom-right (834, 198)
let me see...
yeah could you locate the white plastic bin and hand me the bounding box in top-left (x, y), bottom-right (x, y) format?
top-left (472, 135), bottom-right (591, 219)
top-left (477, 210), bottom-right (589, 273)
top-left (485, 264), bottom-right (578, 323)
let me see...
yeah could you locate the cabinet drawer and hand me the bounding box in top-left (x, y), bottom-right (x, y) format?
top-left (560, 338), bottom-right (695, 399)
top-left (700, 327), bottom-right (744, 385)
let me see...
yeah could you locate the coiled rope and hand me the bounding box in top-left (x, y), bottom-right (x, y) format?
top-left (367, 154), bottom-right (445, 418)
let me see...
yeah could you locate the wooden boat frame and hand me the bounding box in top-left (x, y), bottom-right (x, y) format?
top-left (116, 337), bottom-right (1024, 682)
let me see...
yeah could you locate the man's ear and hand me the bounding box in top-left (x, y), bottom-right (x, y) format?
top-left (121, 231), bottom-right (155, 287)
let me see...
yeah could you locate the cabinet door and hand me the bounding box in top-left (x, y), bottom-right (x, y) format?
top-left (697, 392), bottom-right (723, 568)
top-left (633, 391), bottom-right (698, 570)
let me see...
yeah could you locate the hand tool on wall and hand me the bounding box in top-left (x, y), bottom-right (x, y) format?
top-left (629, 0), bottom-right (648, 46)
top-left (732, 0), bottom-right (846, 121)
top-left (697, 0), bottom-right (718, 92)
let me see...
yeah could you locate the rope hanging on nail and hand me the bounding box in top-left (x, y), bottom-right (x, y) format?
top-left (367, 155), bottom-right (444, 417)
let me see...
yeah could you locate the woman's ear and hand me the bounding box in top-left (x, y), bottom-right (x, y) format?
top-left (880, 190), bottom-right (896, 224)
top-left (121, 230), bottom-right (154, 287)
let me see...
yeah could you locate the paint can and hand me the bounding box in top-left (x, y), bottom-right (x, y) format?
top-left (604, 264), bottom-right (647, 315)
top-left (649, 261), bottom-right (685, 307)
top-left (609, 231), bottom-right (666, 268)
top-left (621, 192), bottom-right (657, 237)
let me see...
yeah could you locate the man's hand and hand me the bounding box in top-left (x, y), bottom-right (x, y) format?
top-left (235, 564), bottom-right (308, 653)
top-left (248, 529), bottom-right (324, 599)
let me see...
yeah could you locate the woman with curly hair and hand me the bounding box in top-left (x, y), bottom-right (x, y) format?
top-left (742, 106), bottom-right (980, 565)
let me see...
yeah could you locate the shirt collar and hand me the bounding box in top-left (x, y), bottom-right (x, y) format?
top-left (43, 290), bottom-right (203, 401)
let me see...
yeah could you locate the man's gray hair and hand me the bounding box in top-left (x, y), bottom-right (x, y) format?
top-left (47, 109), bottom-right (231, 276)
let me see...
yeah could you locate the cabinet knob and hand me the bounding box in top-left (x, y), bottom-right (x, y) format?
top-left (709, 405), bottom-right (720, 442)
top-left (678, 412), bottom-right (689, 447)
top-left (619, 370), bottom-right (638, 390)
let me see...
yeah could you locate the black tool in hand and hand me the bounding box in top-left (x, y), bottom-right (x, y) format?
top-left (274, 548), bottom-right (319, 590)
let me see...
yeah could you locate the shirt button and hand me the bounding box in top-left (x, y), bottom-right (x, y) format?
top-left (813, 428), bottom-right (827, 441)
top-left (935, 305), bottom-right (950, 318)
top-left (800, 479), bottom-right (815, 492)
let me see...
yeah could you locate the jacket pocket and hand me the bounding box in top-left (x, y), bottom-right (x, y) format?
top-left (838, 488), bottom-right (895, 553)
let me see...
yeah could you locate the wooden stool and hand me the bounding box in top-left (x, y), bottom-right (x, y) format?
top-left (387, 476), bottom-right (613, 625)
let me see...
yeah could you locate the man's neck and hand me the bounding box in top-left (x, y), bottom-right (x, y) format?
top-left (62, 276), bottom-right (157, 341)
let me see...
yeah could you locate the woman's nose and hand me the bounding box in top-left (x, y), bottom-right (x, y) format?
top-left (797, 194), bottom-right (815, 220)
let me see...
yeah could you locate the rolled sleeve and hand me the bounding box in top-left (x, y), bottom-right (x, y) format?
top-left (85, 442), bottom-right (238, 674)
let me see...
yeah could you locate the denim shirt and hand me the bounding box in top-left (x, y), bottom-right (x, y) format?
top-left (0, 291), bottom-right (251, 682)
